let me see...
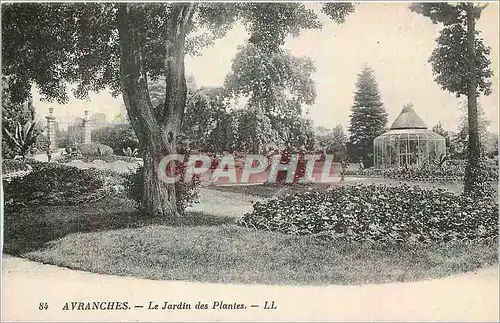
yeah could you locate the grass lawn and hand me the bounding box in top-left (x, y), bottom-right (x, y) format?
top-left (4, 196), bottom-right (497, 286)
top-left (207, 183), bottom-right (334, 198)
top-left (208, 177), bottom-right (498, 197)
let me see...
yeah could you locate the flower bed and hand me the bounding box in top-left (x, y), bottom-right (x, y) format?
top-left (239, 184), bottom-right (498, 243)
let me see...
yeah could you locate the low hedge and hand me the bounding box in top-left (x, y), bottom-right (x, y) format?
top-left (57, 154), bottom-right (141, 164)
top-left (77, 143), bottom-right (114, 157)
top-left (345, 161), bottom-right (498, 182)
top-left (2, 159), bottom-right (31, 174)
top-left (239, 184), bottom-right (498, 243)
top-left (3, 162), bottom-right (122, 210)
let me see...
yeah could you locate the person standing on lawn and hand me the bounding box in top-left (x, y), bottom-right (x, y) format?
top-left (46, 148), bottom-right (52, 162)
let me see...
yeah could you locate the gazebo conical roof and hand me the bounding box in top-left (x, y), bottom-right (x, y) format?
top-left (390, 104), bottom-right (427, 130)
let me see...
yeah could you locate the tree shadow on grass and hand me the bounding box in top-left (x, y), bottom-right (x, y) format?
top-left (3, 197), bottom-right (237, 256)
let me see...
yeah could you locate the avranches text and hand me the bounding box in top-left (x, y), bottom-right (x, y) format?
top-left (60, 301), bottom-right (249, 311)
top-left (62, 302), bottom-right (130, 311)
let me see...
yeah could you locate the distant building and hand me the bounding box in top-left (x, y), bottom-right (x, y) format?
top-left (373, 104), bottom-right (446, 168)
top-left (91, 112), bottom-right (107, 129)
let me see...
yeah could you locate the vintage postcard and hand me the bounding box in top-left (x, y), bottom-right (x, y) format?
top-left (1, 1), bottom-right (499, 322)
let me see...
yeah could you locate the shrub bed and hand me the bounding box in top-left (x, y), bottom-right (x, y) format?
top-left (56, 154), bottom-right (141, 164)
top-left (77, 143), bottom-right (114, 157)
top-left (345, 161), bottom-right (498, 182)
top-left (2, 159), bottom-right (31, 174)
top-left (3, 162), bottom-right (125, 210)
top-left (239, 184), bottom-right (498, 243)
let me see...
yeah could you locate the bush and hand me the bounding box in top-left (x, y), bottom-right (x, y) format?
top-left (57, 154), bottom-right (141, 164)
top-left (124, 154), bottom-right (200, 215)
top-left (3, 162), bottom-right (107, 208)
top-left (77, 143), bottom-right (114, 157)
top-left (92, 124), bottom-right (139, 156)
top-left (345, 160), bottom-right (498, 182)
top-left (2, 159), bottom-right (31, 174)
top-left (239, 184), bottom-right (498, 243)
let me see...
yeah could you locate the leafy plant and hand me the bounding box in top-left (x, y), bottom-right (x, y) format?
top-left (2, 159), bottom-right (32, 177)
top-left (432, 153), bottom-right (448, 169)
top-left (2, 121), bottom-right (40, 159)
top-left (122, 146), bottom-right (139, 157)
top-left (77, 143), bottom-right (113, 157)
top-left (92, 124), bottom-right (139, 156)
top-left (3, 162), bottom-right (106, 208)
top-left (239, 184), bottom-right (498, 243)
top-left (345, 161), bottom-right (498, 183)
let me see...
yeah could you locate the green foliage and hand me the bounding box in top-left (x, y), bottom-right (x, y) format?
top-left (58, 154), bottom-right (139, 164)
top-left (226, 43), bottom-right (316, 111)
top-left (348, 65), bottom-right (388, 166)
top-left (2, 120), bottom-right (40, 158)
top-left (57, 128), bottom-right (83, 149)
top-left (77, 143), bottom-right (114, 157)
top-left (329, 124), bottom-right (348, 160)
top-left (181, 86), bottom-right (232, 151)
top-left (122, 147), bottom-right (139, 157)
top-left (236, 3), bottom-right (322, 52)
top-left (322, 3), bottom-right (355, 24)
top-left (429, 24), bottom-right (492, 97)
top-left (410, 3), bottom-right (492, 97)
top-left (2, 2), bottom-right (355, 215)
top-left (345, 161), bottom-right (498, 183)
top-left (3, 162), bottom-right (106, 208)
top-left (2, 78), bottom-right (38, 158)
top-left (1, 3), bottom-right (349, 104)
top-left (464, 154), bottom-right (497, 199)
top-left (455, 102), bottom-right (491, 154)
top-left (410, 3), bottom-right (493, 198)
top-left (240, 184), bottom-right (498, 243)
top-left (92, 124), bottom-right (139, 156)
top-left (431, 122), bottom-right (458, 157)
top-left (225, 43), bottom-right (318, 153)
top-left (2, 159), bottom-right (31, 174)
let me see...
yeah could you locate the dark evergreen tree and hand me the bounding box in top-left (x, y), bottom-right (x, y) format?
top-left (347, 65), bottom-right (387, 167)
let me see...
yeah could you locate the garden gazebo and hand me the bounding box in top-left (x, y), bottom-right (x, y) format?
top-left (373, 104), bottom-right (446, 169)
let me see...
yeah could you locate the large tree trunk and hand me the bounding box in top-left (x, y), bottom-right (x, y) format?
top-left (464, 2), bottom-right (482, 195)
top-left (117, 4), bottom-right (194, 217)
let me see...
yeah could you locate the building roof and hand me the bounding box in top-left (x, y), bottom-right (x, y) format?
top-left (390, 104), bottom-right (428, 130)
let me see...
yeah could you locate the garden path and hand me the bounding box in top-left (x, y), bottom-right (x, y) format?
top-left (2, 255), bottom-right (498, 322)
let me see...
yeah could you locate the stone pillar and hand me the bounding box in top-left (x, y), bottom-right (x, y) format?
top-left (45, 107), bottom-right (57, 151)
top-left (82, 110), bottom-right (91, 144)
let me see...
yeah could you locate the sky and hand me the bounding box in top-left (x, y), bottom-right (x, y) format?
top-left (32, 2), bottom-right (499, 133)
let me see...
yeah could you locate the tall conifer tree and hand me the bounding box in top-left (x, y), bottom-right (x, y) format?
top-left (347, 65), bottom-right (387, 166)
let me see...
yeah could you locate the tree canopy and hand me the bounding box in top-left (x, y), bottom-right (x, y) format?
top-left (2, 2), bottom-right (355, 216)
top-left (410, 2), bottom-right (494, 197)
